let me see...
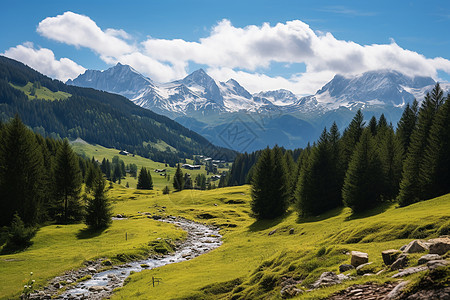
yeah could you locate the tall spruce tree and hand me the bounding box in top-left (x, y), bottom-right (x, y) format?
top-left (421, 94), bottom-right (450, 198)
top-left (396, 101), bottom-right (419, 156)
top-left (296, 128), bottom-right (341, 216)
top-left (53, 139), bottom-right (82, 223)
top-left (368, 116), bottom-right (378, 136)
top-left (377, 126), bottom-right (403, 200)
top-left (85, 177), bottom-right (112, 230)
top-left (340, 110), bottom-right (365, 171)
top-left (397, 84), bottom-right (444, 206)
top-left (329, 122), bottom-right (343, 204)
top-left (173, 163), bottom-right (184, 191)
top-left (0, 115), bottom-right (44, 226)
top-left (342, 130), bottom-right (383, 213)
top-left (251, 147), bottom-right (287, 219)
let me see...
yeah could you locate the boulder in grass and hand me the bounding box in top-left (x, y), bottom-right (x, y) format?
top-left (418, 254), bottom-right (441, 265)
top-left (356, 262), bottom-right (376, 275)
top-left (403, 240), bottom-right (428, 253)
top-left (390, 255), bottom-right (408, 271)
top-left (382, 249), bottom-right (402, 266)
top-left (339, 264), bottom-right (355, 273)
top-left (351, 251), bottom-right (368, 267)
top-left (428, 237), bottom-right (450, 255)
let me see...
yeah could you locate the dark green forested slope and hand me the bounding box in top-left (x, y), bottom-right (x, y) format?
top-left (0, 56), bottom-right (236, 165)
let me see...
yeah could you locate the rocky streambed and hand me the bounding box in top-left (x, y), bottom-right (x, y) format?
top-left (29, 217), bottom-right (222, 300)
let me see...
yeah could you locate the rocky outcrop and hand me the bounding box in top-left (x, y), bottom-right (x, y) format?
top-left (382, 249), bottom-right (401, 265)
top-left (351, 251), bottom-right (368, 267)
top-left (428, 237), bottom-right (450, 255)
top-left (311, 272), bottom-right (349, 288)
top-left (418, 254), bottom-right (441, 265)
top-left (403, 240), bottom-right (428, 253)
top-left (390, 255), bottom-right (409, 271)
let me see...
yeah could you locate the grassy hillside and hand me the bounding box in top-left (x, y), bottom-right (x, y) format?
top-left (71, 141), bottom-right (229, 190)
top-left (1, 185), bottom-right (448, 299)
top-left (10, 82), bottom-right (71, 101)
top-left (109, 188), bottom-right (449, 299)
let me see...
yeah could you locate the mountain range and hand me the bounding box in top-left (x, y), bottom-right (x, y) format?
top-left (0, 56), bottom-right (236, 163)
top-left (69, 64), bottom-right (449, 152)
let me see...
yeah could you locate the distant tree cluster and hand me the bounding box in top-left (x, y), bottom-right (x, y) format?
top-left (0, 116), bottom-right (111, 252)
top-left (247, 84), bottom-right (449, 219)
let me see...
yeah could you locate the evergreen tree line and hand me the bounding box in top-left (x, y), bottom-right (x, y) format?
top-left (170, 164), bottom-right (220, 193)
top-left (250, 84), bottom-right (449, 219)
top-left (99, 156), bottom-right (130, 183)
top-left (0, 116), bottom-right (112, 252)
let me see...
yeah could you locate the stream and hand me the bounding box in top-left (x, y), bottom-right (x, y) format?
top-left (33, 217), bottom-right (222, 300)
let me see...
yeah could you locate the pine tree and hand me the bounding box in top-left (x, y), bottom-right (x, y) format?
top-left (421, 95), bottom-right (450, 198)
top-left (2, 213), bottom-right (36, 253)
top-left (341, 110), bottom-right (365, 171)
top-left (53, 139), bottom-right (82, 223)
top-left (377, 127), bottom-right (403, 200)
top-left (85, 177), bottom-right (112, 230)
top-left (251, 147), bottom-right (288, 220)
top-left (329, 122), bottom-right (343, 205)
top-left (368, 116), bottom-right (378, 136)
top-left (283, 151), bottom-right (296, 202)
top-left (377, 114), bottom-right (388, 132)
top-left (397, 84), bottom-right (444, 206)
top-left (183, 173), bottom-right (193, 189)
top-left (342, 130), bottom-right (383, 213)
top-left (296, 128), bottom-right (341, 216)
top-left (0, 115), bottom-right (44, 226)
top-left (397, 100), bottom-right (419, 155)
top-left (173, 164), bottom-right (184, 191)
top-left (137, 167), bottom-right (153, 190)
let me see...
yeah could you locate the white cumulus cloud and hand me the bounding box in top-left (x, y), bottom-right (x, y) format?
top-left (3, 43), bottom-right (86, 82)
top-left (34, 12), bottom-right (450, 94)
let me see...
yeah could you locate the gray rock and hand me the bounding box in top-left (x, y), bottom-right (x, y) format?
top-left (339, 264), bottom-right (355, 273)
top-left (311, 271), bottom-right (349, 288)
top-left (87, 267), bottom-right (97, 273)
top-left (385, 280), bottom-right (410, 300)
top-left (400, 244), bottom-right (407, 251)
top-left (428, 237), bottom-right (450, 255)
top-left (391, 255), bottom-right (408, 271)
top-left (403, 240), bottom-right (428, 253)
top-left (268, 229), bottom-right (277, 236)
top-left (356, 262), bottom-right (374, 275)
top-left (88, 286), bottom-right (104, 292)
top-left (351, 251), bottom-right (368, 267)
top-left (426, 259), bottom-right (449, 269)
top-left (382, 249), bottom-right (401, 265)
top-left (289, 228), bottom-right (294, 235)
top-left (392, 266), bottom-right (428, 278)
top-left (418, 254), bottom-right (441, 265)
top-left (280, 285), bottom-right (302, 298)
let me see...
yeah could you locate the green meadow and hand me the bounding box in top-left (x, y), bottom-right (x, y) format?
top-left (10, 82), bottom-right (71, 101)
top-left (71, 141), bottom-right (228, 190)
top-left (1, 182), bottom-right (448, 299)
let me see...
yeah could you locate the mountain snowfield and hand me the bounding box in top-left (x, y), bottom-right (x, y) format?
top-left (68, 64), bottom-right (449, 151)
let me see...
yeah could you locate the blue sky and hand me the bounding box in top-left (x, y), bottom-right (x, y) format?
top-left (1, 0), bottom-right (449, 94)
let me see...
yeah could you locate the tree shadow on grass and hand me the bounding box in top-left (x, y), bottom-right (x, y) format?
top-left (76, 227), bottom-right (106, 239)
top-left (296, 206), bottom-right (345, 224)
top-left (344, 202), bottom-right (394, 221)
top-left (248, 210), bottom-right (293, 232)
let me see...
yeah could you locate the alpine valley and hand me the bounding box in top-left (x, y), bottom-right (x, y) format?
top-left (68, 63), bottom-right (450, 152)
